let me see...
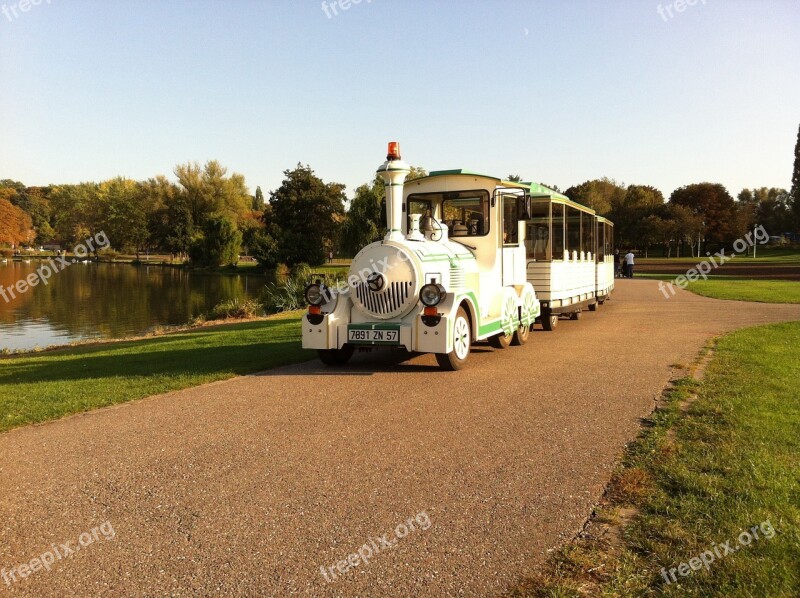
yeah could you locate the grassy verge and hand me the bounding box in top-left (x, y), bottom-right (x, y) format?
top-left (637, 274), bottom-right (800, 304)
top-left (513, 321), bottom-right (800, 596)
top-left (0, 313), bottom-right (308, 433)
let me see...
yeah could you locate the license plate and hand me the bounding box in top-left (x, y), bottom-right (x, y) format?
top-left (347, 327), bottom-right (400, 344)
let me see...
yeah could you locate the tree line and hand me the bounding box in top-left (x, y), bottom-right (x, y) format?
top-left (0, 162), bottom-right (350, 268)
top-left (564, 179), bottom-right (797, 257)
top-left (1, 125), bottom-right (798, 265)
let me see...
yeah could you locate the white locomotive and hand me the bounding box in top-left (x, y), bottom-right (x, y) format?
top-left (302, 142), bottom-right (613, 370)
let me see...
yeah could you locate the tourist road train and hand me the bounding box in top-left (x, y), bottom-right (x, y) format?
top-left (302, 143), bottom-right (615, 370)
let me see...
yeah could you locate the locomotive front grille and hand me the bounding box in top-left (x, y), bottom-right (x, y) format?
top-left (354, 281), bottom-right (414, 317)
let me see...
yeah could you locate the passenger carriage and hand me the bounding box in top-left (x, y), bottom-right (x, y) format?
top-left (524, 191), bottom-right (615, 329)
top-left (301, 143), bottom-right (613, 370)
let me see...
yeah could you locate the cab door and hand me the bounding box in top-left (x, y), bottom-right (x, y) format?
top-left (499, 190), bottom-right (526, 286)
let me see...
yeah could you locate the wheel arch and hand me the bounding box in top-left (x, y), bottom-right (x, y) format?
top-left (458, 297), bottom-right (477, 342)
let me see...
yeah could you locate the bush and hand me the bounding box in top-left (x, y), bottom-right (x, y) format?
top-left (289, 262), bottom-right (312, 284)
top-left (209, 298), bottom-right (263, 320)
top-left (258, 263), bottom-right (332, 314)
top-left (260, 278), bottom-right (305, 314)
top-left (189, 216), bottom-right (242, 268)
top-left (250, 230), bottom-right (280, 270)
top-left (0, 248), bottom-right (13, 258)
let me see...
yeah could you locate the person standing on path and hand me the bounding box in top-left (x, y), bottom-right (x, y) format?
top-left (624, 249), bottom-right (635, 278)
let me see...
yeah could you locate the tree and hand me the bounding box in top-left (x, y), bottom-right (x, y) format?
top-left (238, 210), bottom-right (265, 252)
top-left (792, 124), bottom-right (800, 230)
top-left (18, 187), bottom-right (54, 245)
top-left (143, 176), bottom-right (187, 256)
top-left (565, 178), bottom-right (626, 217)
top-left (0, 198), bottom-right (33, 246)
top-left (174, 160), bottom-right (252, 228)
top-left (340, 177), bottom-right (385, 256)
top-left (637, 214), bottom-right (666, 257)
top-left (98, 177), bottom-right (149, 255)
top-left (250, 229), bottom-right (280, 269)
top-left (406, 166), bottom-right (427, 181)
top-left (507, 174), bottom-right (522, 182)
top-left (663, 203), bottom-right (702, 257)
top-left (162, 196), bottom-right (195, 257)
top-left (189, 215), bottom-right (242, 268)
top-left (737, 187), bottom-right (792, 237)
top-left (669, 183), bottom-right (737, 247)
top-left (266, 164), bottom-right (346, 266)
top-left (253, 186), bottom-right (265, 211)
top-left (48, 183), bottom-right (104, 246)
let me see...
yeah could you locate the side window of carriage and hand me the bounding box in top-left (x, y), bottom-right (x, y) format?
top-left (526, 200), bottom-right (551, 261)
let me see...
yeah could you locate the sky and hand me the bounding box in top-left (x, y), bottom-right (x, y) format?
top-left (1, 0), bottom-right (798, 200)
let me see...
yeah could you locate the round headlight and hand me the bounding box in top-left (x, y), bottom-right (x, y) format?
top-left (305, 283), bottom-right (326, 306)
top-left (420, 283), bottom-right (445, 307)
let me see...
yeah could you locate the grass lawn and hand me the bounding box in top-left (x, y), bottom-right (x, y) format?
top-left (638, 247), bottom-right (800, 264)
top-left (0, 313), bottom-right (308, 433)
top-left (682, 278), bottom-right (800, 303)
top-left (638, 274), bottom-right (800, 304)
top-left (515, 321), bottom-right (800, 596)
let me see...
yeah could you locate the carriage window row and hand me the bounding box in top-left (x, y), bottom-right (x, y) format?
top-left (525, 201), bottom-right (606, 261)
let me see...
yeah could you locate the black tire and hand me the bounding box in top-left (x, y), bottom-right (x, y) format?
top-left (435, 306), bottom-right (471, 371)
top-left (588, 303), bottom-right (598, 312)
top-left (541, 314), bottom-right (559, 331)
top-left (489, 330), bottom-right (513, 349)
top-left (511, 322), bottom-right (530, 346)
top-left (317, 344), bottom-right (355, 366)
top-left (570, 311), bottom-right (582, 321)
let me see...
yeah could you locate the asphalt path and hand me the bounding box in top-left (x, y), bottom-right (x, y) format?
top-left (2, 280), bottom-right (799, 596)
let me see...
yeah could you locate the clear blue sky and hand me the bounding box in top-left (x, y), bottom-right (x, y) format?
top-left (1, 0), bottom-right (797, 199)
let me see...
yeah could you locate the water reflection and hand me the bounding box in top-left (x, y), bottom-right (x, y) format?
top-left (0, 260), bottom-right (267, 351)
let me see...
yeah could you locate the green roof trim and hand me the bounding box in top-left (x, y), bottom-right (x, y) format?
top-left (520, 181), bottom-right (569, 200)
top-left (417, 170), bottom-right (571, 202)
top-left (427, 169), bottom-right (501, 180)
top-left (416, 168), bottom-right (580, 205)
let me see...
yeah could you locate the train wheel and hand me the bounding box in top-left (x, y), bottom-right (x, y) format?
top-left (436, 307), bottom-right (471, 371)
top-left (317, 344), bottom-right (354, 366)
top-left (570, 311), bottom-right (582, 320)
top-left (489, 330), bottom-right (513, 349)
top-left (541, 314), bottom-right (559, 331)
top-left (588, 303), bottom-right (598, 312)
top-left (511, 322), bottom-right (530, 346)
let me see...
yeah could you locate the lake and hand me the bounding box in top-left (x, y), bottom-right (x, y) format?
top-left (0, 260), bottom-right (267, 351)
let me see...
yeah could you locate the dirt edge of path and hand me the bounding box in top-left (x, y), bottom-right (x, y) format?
top-left (504, 340), bottom-right (716, 596)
